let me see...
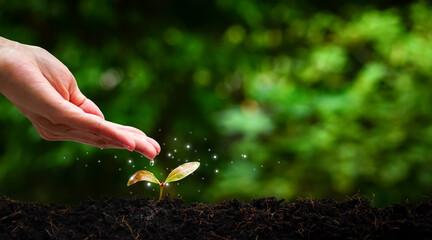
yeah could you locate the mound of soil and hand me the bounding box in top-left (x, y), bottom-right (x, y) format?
top-left (0, 196), bottom-right (431, 239)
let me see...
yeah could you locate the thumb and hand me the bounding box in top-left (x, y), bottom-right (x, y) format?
top-left (69, 85), bottom-right (105, 119)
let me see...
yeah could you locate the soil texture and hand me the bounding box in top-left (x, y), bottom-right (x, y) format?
top-left (0, 196), bottom-right (431, 239)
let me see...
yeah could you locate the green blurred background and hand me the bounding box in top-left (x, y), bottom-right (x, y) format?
top-left (1, 0), bottom-right (432, 207)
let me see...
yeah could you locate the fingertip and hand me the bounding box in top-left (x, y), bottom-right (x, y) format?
top-left (146, 137), bottom-right (161, 155)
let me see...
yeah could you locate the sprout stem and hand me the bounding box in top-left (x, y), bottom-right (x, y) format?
top-left (159, 186), bottom-right (164, 200)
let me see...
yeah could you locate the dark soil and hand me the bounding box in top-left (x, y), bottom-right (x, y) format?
top-left (0, 196), bottom-right (431, 240)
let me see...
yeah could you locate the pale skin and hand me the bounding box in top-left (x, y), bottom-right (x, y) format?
top-left (0, 36), bottom-right (160, 159)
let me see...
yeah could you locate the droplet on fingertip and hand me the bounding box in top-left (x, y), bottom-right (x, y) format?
top-left (149, 159), bottom-right (155, 166)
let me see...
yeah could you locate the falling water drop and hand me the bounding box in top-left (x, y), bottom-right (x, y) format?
top-left (215, 169), bottom-right (219, 173)
top-left (114, 156), bottom-right (117, 159)
top-left (149, 159), bottom-right (155, 166)
top-left (212, 155), bottom-right (217, 159)
top-left (119, 168), bottom-right (122, 171)
top-left (128, 159), bottom-right (132, 164)
top-left (98, 160), bottom-right (101, 163)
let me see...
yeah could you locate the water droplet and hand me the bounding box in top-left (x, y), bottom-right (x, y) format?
top-left (100, 148), bottom-right (103, 150)
top-left (172, 156), bottom-right (175, 159)
top-left (230, 161), bottom-right (234, 164)
top-left (85, 164), bottom-right (88, 167)
top-left (177, 183), bottom-right (180, 185)
top-left (160, 173), bottom-right (163, 176)
top-left (186, 144), bottom-right (191, 149)
top-left (152, 189), bottom-right (155, 191)
top-left (278, 161), bottom-right (280, 164)
top-left (76, 157), bottom-right (79, 160)
top-left (204, 138), bottom-right (207, 141)
top-left (130, 191), bottom-right (133, 195)
top-left (198, 189), bottom-right (201, 193)
top-left (149, 159), bottom-right (155, 166)
top-left (178, 194), bottom-right (181, 197)
top-left (166, 168), bottom-right (169, 170)
top-left (208, 149), bottom-right (211, 152)
top-left (202, 177), bottom-right (205, 180)
top-left (132, 165), bottom-right (135, 168)
top-left (63, 156), bottom-right (66, 159)
top-left (174, 149), bottom-right (177, 153)
top-left (189, 131), bottom-right (192, 134)
top-left (166, 183), bottom-right (169, 186)
top-left (119, 168), bottom-right (122, 171)
top-left (168, 153), bottom-right (172, 157)
top-left (185, 159), bottom-right (189, 162)
top-left (212, 155), bottom-right (217, 159)
top-left (261, 165), bottom-right (263, 168)
top-left (147, 183), bottom-right (151, 186)
top-left (163, 143), bottom-right (166, 146)
top-left (242, 154), bottom-right (247, 158)
top-left (194, 150), bottom-right (197, 153)
top-left (86, 152), bottom-right (88, 155)
top-left (215, 169), bottom-right (219, 173)
top-left (128, 159), bottom-right (132, 164)
top-left (98, 160), bottom-right (101, 163)
top-left (140, 155), bottom-right (143, 158)
top-left (174, 137), bottom-right (177, 141)
top-left (158, 129), bottom-right (162, 132)
top-left (114, 156), bottom-right (117, 159)
top-left (205, 164), bottom-right (208, 166)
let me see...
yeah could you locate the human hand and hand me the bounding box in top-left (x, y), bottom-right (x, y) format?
top-left (0, 37), bottom-right (160, 159)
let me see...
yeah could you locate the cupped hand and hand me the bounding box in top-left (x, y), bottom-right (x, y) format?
top-left (0, 37), bottom-right (160, 159)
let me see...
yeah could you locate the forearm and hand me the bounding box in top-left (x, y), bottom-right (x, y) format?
top-left (0, 36), bottom-right (20, 95)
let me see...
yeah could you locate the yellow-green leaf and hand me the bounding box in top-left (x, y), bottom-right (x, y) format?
top-left (164, 162), bottom-right (200, 183)
top-left (127, 170), bottom-right (160, 186)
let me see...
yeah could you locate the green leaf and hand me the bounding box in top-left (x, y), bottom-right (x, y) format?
top-left (164, 162), bottom-right (200, 183)
top-left (127, 170), bottom-right (160, 186)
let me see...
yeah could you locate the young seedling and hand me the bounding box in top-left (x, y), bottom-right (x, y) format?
top-left (127, 162), bottom-right (200, 200)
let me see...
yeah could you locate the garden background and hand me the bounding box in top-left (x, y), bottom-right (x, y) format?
top-left (1, 0), bottom-right (432, 207)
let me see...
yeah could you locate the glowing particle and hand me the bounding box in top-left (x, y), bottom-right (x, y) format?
top-left (147, 183), bottom-right (151, 186)
top-left (215, 169), bottom-right (219, 173)
top-left (186, 144), bottom-right (191, 149)
top-left (128, 159), bottom-right (132, 164)
top-left (119, 168), bottom-right (122, 171)
top-left (98, 160), bottom-right (101, 163)
top-left (212, 155), bottom-right (217, 159)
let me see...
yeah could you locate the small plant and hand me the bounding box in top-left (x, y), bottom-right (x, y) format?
top-left (127, 162), bottom-right (200, 200)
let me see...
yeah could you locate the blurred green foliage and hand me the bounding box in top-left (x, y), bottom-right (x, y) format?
top-left (1, 0), bottom-right (432, 207)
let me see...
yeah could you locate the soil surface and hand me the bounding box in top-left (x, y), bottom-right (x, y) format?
top-left (0, 196), bottom-right (431, 239)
